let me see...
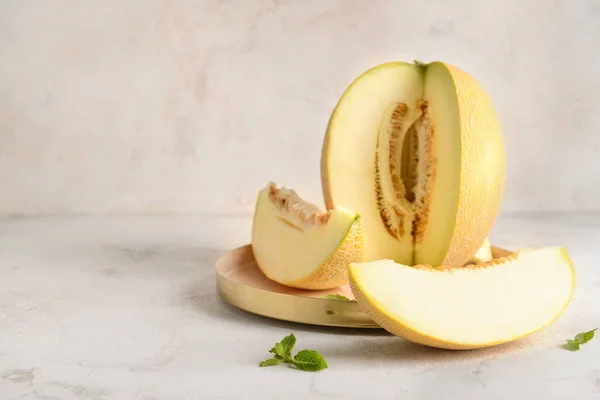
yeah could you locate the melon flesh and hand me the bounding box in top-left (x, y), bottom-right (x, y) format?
top-left (251, 182), bottom-right (364, 290)
top-left (349, 247), bottom-right (575, 350)
top-left (467, 237), bottom-right (493, 264)
top-left (321, 61), bottom-right (505, 267)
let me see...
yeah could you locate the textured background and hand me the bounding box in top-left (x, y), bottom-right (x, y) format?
top-left (0, 0), bottom-right (598, 215)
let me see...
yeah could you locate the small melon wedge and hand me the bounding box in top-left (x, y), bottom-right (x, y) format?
top-left (321, 61), bottom-right (505, 267)
top-left (349, 247), bottom-right (575, 350)
top-left (251, 182), bottom-right (364, 290)
top-left (466, 237), bottom-right (493, 264)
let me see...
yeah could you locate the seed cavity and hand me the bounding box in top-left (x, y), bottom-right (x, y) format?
top-left (411, 101), bottom-right (436, 244)
top-left (389, 103), bottom-right (409, 204)
top-left (374, 101), bottom-right (436, 244)
top-left (401, 115), bottom-right (419, 204)
top-left (268, 183), bottom-right (330, 225)
top-left (374, 103), bottom-right (410, 239)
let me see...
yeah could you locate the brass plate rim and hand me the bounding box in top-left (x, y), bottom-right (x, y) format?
top-left (215, 244), bottom-right (379, 328)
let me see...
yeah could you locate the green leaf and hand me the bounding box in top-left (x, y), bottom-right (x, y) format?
top-left (269, 343), bottom-right (282, 357)
top-left (292, 350), bottom-right (328, 372)
top-left (323, 294), bottom-right (351, 301)
top-left (566, 328), bottom-right (597, 351)
top-left (269, 333), bottom-right (296, 360)
top-left (260, 334), bottom-right (327, 372)
top-left (567, 339), bottom-right (580, 351)
top-left (280, 333), bottom-right (296, 358)
top-left (574, 328), bottom-right (597, 344)
top-left (259, 358), bottom-right (283, 367)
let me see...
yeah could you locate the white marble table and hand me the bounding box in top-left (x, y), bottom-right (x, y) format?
top-left (1, 214), bottom-right (599, 399)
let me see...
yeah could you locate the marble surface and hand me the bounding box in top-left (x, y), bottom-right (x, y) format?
top-left (1, 0), bottom-right (600, 215)
top-left (1, 213), bottom-right (599, 399)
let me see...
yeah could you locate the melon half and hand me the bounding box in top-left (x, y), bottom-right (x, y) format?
top-left (321, 61), bottom-right (505, 267)
top-left (251, 182), bottom-right (364, 290)
top-left (349, 247), bottom-right (576, 350)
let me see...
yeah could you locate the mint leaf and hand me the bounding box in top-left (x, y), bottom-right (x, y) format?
top-left (260, 334), bottom-right (328, 372)
top-left (575, 328), bottom-right (597, 344)
top-left (259, 358), bottom-right (283, 367)
top-left (292, 350), bottom-right (328, 372)
top-left (566, 328), bottom-right (597, 351)
top-left (567, 339), bottom-right (580, 351)
top-left (279, 333), bottom-right (296, 359)
top-left (269, 333), bottom-right (296, 360)
top-left (323, 294), bottom-right (351, 301)
top-left (269, 343), bottom-right (284, 358)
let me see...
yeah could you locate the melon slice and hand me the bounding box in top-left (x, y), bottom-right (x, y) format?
top-left (467, 237), bottom-right (493, 265)
top-left (349, 247), bottom-right (575, 350)
top-left (251, 182), bottom-right (364, 290)
top-left (321, 61), bottom-right (505, 267)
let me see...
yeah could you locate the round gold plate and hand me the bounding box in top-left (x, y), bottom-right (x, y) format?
top-left (215, 244), bottom-right (513, 328)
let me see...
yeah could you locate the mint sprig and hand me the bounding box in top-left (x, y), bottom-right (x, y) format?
top-left (259, 333), bottom-right (328, 372)
top-left (566, 328), bottom-right (597, 351)
top-left (323, 294), bottom-right (351, 301)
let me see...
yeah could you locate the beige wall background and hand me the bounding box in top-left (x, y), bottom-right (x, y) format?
top-left (0, 0), bottom-right (598, 215)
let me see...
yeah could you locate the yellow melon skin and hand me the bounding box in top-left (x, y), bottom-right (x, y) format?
top-left (321, 61), bottom-right (506, 268)
top-left (348, 247), bottom-right (575, 350)
top-left (284, 219), bottom-right (365, 290)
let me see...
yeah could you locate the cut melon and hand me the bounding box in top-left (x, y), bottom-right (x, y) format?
top-left (321, 61), bottom-right (505, 267)
top-left (251, 182), bottom-right (364, 290)
top-left (349, 247), bottom-right (575, 350)
top-left (467, 237), bottom-right (493, 265)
